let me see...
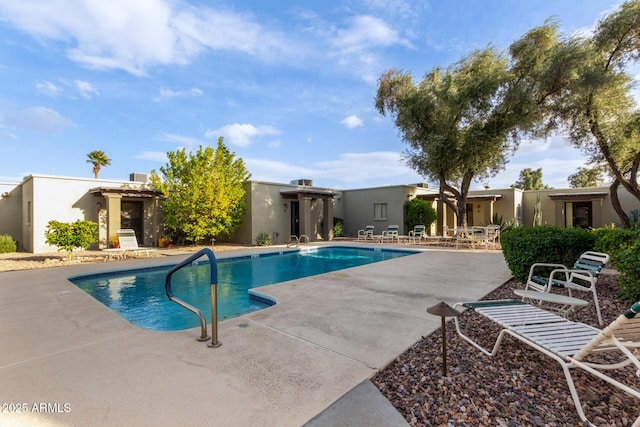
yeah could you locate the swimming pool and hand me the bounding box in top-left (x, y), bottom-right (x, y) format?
top-left (70, 246), bottom-right (418, 331)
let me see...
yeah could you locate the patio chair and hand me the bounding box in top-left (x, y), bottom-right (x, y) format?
top-left (117, 229), bottom-right (157, 258)
top-left (408, 224), bottom-right (426, 244)
top-left (357, 225), bottom-right (375, 241)
top-left (525, 251), bottom-right (610, 325)
top-left (454, 299), bottom-right (640, 426)
top-left (380, 224), bottom-right (400, 243)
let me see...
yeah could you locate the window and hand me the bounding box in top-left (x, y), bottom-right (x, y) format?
top-left (27, 201), bottom-right (31, 225)
top-left (373, 203), bottom-right (387, 220)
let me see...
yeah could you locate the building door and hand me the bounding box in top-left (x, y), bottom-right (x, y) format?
top-left (465, 203), bottom-right (474, 227)
top-left (290, 201), bottom-right (300, 237)
top-left (572, 201), bottom-right (592, 229)
top-left (121, 201), bottom-right (144, 243)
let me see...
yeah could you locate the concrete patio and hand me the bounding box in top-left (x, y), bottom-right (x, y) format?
top-left (0, 243), bottom-right (511, 426)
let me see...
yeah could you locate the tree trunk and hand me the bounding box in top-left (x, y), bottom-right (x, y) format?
top-left (609, 179), bottom-right (631, 229)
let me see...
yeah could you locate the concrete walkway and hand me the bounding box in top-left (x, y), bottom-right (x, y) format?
top-left (0, 244), bottom-right (511, 426)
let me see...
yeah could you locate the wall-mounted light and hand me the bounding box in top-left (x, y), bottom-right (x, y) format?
top-left (283, 202), bottom-right (288, 213)
top-left (97, 202), bottom-right (102, 210)
top-left (1, 192), bottom-right (9, 197)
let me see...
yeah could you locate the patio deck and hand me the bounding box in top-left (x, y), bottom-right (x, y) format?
top-left (0, 243), bottom-right (510, 426)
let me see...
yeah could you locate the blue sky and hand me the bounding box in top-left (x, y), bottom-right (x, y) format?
top-left (0, 0), bottom-right (630, 190)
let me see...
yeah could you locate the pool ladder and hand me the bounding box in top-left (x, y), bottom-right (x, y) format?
top-left (165, 248), bottom-right (221, 348)
top-left (287, 235), bottom-right (309, 247)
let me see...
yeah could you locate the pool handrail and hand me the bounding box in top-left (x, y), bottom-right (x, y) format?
top-left (164, 248), bottom-right (221, 347)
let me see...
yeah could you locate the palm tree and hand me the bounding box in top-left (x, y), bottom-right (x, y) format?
top-left (86, 150), bottom-right (112, 179)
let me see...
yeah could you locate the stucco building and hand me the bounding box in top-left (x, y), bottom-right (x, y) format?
top-left (0, 174), bottom-right (638, 253)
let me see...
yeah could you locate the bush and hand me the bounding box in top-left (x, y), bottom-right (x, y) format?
top-left (0, 235), bottom-right (17, 254)
top-left (500, 226), bottom-right (595, 283)
top-left (591, 228), bottom-right (637, 266)
top-left (255, 232), bottom-right (271, 246)
top-left (44, 220), bottom-right (97, 260)
top-left (333, 217), bottom-right (344, 237)
top-left (405, 198), bottom-right (437, 232)
top-left (616, 240), bottom-right (640, 302)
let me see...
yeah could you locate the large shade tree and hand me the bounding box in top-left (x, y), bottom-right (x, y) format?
top-left (86, 150), bottom-right (111, 179)
top-left (150, 137), bottom-right (251, 243)
top-left (375, 41), bottom-right (561, 228)
top-left (525, 2), bottom-right (640, 227)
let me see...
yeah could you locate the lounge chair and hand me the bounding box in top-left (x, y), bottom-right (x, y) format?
top-left (117, 229), bottom-right (157, 258)
top-left (525, 251), bottom-right (610, 325)
top-left (454, 299), bottom-right (640, 426)
top-left (381, 225), bottom-right (400, 243)
top-left (408, 225), bottom-right (426, 244)
top-left (357, 225), bottom-right (375, 241)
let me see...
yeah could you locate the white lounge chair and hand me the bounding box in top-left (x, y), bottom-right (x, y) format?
top-left (381, 225), bottom-right (400, 243)
top-left (408, 224), bottom-right (426, 244)
top-left (357, 225), bottom-right (375, 241)
top-left (117, 229), bottom-right (157, 258)
top-left (526, 251), bottom-right (610, 325)
top-left (454, 299), bottom-right (640, 426)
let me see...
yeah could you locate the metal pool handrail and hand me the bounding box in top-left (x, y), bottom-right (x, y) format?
top-left (164, 247), bottom-right (221, 348)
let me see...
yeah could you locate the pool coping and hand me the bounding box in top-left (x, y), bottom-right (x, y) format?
top-left (0, 242), bottom-right (511, 426)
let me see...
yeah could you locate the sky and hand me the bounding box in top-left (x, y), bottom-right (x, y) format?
top-left (0, 0), bottom-right (633, 190)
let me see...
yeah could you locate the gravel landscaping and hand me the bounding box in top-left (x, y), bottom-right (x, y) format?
top-left (373, 271), bottom-right (639, 426)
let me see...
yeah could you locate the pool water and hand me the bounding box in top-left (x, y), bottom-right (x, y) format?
top-left (70, 246), bottom-right (417, 331)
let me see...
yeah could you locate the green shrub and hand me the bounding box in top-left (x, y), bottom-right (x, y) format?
top-left (591, 228), bottom-right (637, 266)
top-left (616, 240), bottom-right (640, 302)
top-left (405, 198), bottom-right (437, 231)
top-left (0, 235), bottom-right (17, 254)
top-left (500, 226), bottom-right (595, 283)
top-left (44, 220), bottom-right (97, 260)
top-left (333, 217), bottom-right (344, 237)
top-left (255, 232), bottom-right (272, 246)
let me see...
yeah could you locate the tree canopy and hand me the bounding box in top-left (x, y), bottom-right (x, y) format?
top-left (511, 168), bottom-right (551, 190)
top-left (86, 150), bottom-right (111, 179)
top-left (150, 138), bottom-right (251, 243)
top-left (568, 166), bottom-right (605, 188)
top-left (375, 44), bottom-right (555, 227)
top-left (522, 1), bottom-right (640, 226)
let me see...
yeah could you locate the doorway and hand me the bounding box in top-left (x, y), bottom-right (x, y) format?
top-left (572, 201), bottom-right (592, 229)
top-left (290, 201), bottom-right (300, 237)
top-left (121, 201), bottom-right (144, 243)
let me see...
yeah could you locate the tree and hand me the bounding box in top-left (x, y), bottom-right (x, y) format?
top-left (523, 2), bottom-right (640, 227)
top-left (511, 168), bottom-right (551, 190)
top-left (86, 150), bottom-right (112, 179)
top-left (568, 166), bottom-right (605, 188)
top-left (376, 45), bottom-right (553, 228)
top-left (150, 138), bottom-right (251, 243)
top-left (45, 220), bottom-right (97, 260)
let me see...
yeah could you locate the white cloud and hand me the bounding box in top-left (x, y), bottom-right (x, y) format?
top-left (0, 0), bottom-right (292, 75)
top-left (157, 132), bottom-right (206, 149)
top-left (158, 86), bottom-right (203, 99)
top-left (74, 80), bottom-right (99, 99)
top-left (35, 81), bottom-right (62, 97)
top-left (1, 106), bottom-right (74, 134)
top-left (158, 133), bottom-right (207, 147)
top-left (341, 114), bottom-right (364, 129)
top-left (267, 140), bottom-right (281, 149)
top-left (333, 15), bottom-right (403, 52)
top-left (135, 151), bottom-right (168, 162)
top-left (245, 151), bottom-right (425, 188)
top-left (206, 123), bottom-right (281, 147)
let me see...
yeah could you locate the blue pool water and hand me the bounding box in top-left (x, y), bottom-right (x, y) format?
top-left (70, 246), bottom-right (417, 331)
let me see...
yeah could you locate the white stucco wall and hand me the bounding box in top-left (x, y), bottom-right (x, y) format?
top-left (24, 175), bottom-right (148, 253)
top-left (0, 182), bottom-right (22, 247)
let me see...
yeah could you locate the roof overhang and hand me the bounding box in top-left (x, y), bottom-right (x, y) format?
top-left (547, 192), bottom-right (608, 201)
top-left (89, 187), bottom-right (163, 199)
top-left (467, 194), bottom-right (503, 202)
top-left (280, 189), bottom-right (336, 200)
